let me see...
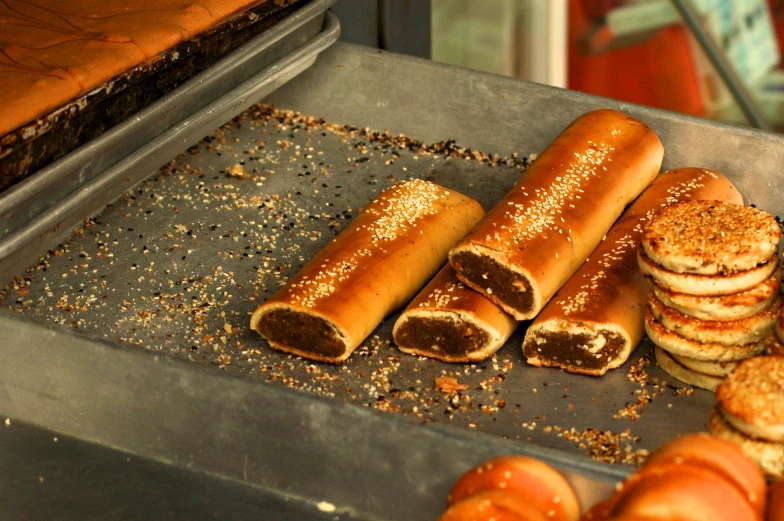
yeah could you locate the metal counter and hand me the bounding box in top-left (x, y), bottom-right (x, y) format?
top-left (2, 43), bottom-right (784, 520)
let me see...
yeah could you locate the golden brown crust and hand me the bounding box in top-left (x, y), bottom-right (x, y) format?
top-left (250, 180), bottom-right (485, 363)
top-left (777, 304), bottom-right (784, 345)
top-left (392, 264), bottom-right (518, 362)
top-left (768, 480), bottom-right (784, 521)
top-left (641, 200), bottom-right (780, 275)
top-left (645, 432), bottom-right (767, 515)
top-left (708, 407), bottom-right (784, 481)
top-left (439, 489), bottom-right (549, 521)
top-left (644, 307), bottom-right (765, 361)
top-left (764, 335), bottom-right (784, 356)
top-left (638, 248), bottom-right (778, 296)
top-left (0, 0), bottom-right (269, 136)
top-left (523, 168), bottom-right (742, 374)
top-left (447, 456), bottom-right (580, 521)
top-left (449, 109), bottom-right (664, 320)
top-left (610, 461), bottom-right (759, 521)
top-left (651, 269), bottom-right (780, 321)
top-left (716, 356), bottom-right (784, 442)
top-left (648, 292), bottom-right (780, 346)
top-left (654, 346), bottom-right (723, 391)
top-left (670, 352), bottom-right (738, 377)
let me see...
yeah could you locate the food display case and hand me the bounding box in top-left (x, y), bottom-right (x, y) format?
top-left (2, 28), bottom-right (784, 521)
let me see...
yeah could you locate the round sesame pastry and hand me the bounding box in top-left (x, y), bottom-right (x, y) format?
top-left (708, 407), bottom-right (784, 482)
top-left (670, 352), bottom-right (738, 377)
top-left (716, 355), bottom-right (784, 442)
top-left (648, 292), bottom-right (780, 347)
top-left (654, 346), bottom-right (724, 391)
top-left (641, 200), bottom-right (781, 275)
top-left (608, 461), bottom-right (759, 521)
top-left (438, 489), bottom-right (549, 521)
top-left (644, 307), bottom-right (766, 362)
top-left (638, 248), bottom-right (778, 296)
top-left (650, 268), bottom-right (781, 321)
top-left (645, 432), bottom-right (767, 516)
top-left (448, 456), bottom-right (580, 521)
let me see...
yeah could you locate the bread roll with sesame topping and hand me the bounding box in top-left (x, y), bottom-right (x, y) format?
top-left (449, 109), bottom-right (664, 321)
top-left (447, 456), bottom-right (580, 521)
top-left (392, 264), bottom-right (518, 362)
top-left (250, 180), bottom-right (485, 363)
top-left (522, 168), bottom-right (742, 375)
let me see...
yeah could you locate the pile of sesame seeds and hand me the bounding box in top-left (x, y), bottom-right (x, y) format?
top-left (0, 102), bottom-right (716, 467)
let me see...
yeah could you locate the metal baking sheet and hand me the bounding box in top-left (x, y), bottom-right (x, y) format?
top-left (0, 6), bottom-right (340, 286)
top-left (2, 43), bottom-right (784, 520)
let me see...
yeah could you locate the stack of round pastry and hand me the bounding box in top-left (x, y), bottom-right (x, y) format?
top-left (639, 200), bottom-right (782, 391)
top-left (710, 355), bottom-right (784, 481)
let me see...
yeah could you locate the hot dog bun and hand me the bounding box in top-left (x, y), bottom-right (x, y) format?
top-left (250, 180), bottom-right (484, 363)
top-left (450, 109), bottom-right (664, 320)
top-left (523, 168), bottom-right (742, 375)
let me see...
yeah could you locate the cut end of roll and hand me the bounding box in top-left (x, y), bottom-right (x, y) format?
top-left (251, 304), bottom-right (351, 363)
top-left (449, 247), bottom-right (540, 321)
top-left (393, 312), bottom-right (498, 363)
top-left (523, 320), bottom-right (632, 376)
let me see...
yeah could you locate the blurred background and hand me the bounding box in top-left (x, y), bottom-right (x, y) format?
top-left (333, 0), bottom-right (784, 129)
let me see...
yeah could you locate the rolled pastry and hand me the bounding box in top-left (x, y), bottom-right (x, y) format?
top-left (449, 109), bottom-right (664, 320)
top-left (392, 264), bottom-right (518, 362)
top-left (522, 168), bottom-right (743, 375)
top-left (250, 179), bottom-right (485, 363)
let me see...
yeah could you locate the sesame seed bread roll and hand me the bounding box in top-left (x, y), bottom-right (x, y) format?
top-left (392, 264), bottom-right (518, 362)
top-left (523, 168), bottom-right (742, 375)
top-left (449, 109), bottom-right (664, 321)
top-left (250, 180), bottom-right (485, 363)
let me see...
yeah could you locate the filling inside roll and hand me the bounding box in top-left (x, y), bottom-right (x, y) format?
top-left (394, 315), bottom-right (490, 356)
top-left (256, 309), bottom-right (346, 358)
top-left (524, 329), bottom-right (626, 371)
top-left (450, 251), bottom-right (533, 314)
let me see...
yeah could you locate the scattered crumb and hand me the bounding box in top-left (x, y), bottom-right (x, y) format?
top-left (435, 376), bottom-right (469, 394)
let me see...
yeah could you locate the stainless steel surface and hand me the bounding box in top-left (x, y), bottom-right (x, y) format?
top-left (0, 311), bottom-right (620, 521)
top-left (2, 42), bottom-right (784, 520)
top-left (0, 1), bottom-right (339, 285)
top-left (670, 0), bottom-right (771, 131)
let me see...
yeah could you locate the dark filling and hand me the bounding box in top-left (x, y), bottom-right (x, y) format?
top-left (451, 251), bottom-right (533, 314)
top-left (257, 309), bottom-right (345, 358)
top-left (395, 316), bottom-right (489, 356)
top-left (522, 330), bottom-right (625, 370)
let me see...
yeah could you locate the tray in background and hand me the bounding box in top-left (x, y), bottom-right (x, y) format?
top-left (0, 3), bottom-right (340, 286)
top-left (0, 0), bottom-right (313, 191)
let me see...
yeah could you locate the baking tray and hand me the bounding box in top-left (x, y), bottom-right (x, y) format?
top-left (2, 43), bottom-right (784, 520)
top-left (0, 3), bottom-right (340, 286)
top-left (0, 0), bottom-right (313, 191)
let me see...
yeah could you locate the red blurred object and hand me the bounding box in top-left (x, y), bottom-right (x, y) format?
top-left (568, 0), bottom-right (706, 116)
